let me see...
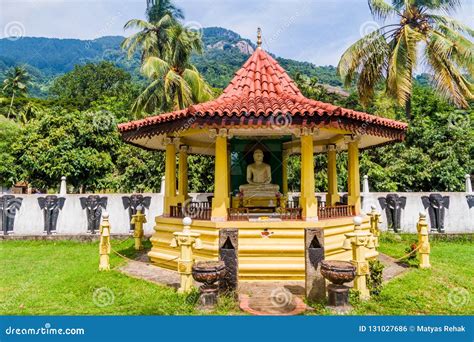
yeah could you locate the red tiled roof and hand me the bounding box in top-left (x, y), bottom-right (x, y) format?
top-left (118, 48), bottom-right (408, 138)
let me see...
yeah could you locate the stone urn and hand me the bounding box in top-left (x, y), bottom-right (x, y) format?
top-left (192, 261), bottom-right (226, 309)
top-left (320, 260), bottom-right (356, 308)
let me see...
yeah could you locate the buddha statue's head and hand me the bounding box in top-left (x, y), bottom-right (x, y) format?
top-left (253, 149), bottom-right (264, 164)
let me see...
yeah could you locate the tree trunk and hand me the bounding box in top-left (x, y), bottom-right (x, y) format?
top-left (405, 95), bottom-right (412, 121)
top-left (8, 92), bottom-right (15, 119)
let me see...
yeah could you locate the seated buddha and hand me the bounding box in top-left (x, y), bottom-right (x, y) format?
top-left (239, 149), bottom-right (280, 196)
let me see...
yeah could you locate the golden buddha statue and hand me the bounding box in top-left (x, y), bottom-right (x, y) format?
top-left (239, 149), bottom-right (280, 196)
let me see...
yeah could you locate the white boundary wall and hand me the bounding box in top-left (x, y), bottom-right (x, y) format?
top-left (2, 191), bottom-right (473, 235)
top-left (7, 193), bottom-right (163, 236)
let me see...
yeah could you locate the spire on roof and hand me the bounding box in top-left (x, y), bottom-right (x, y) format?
top-left (257, 27), bottom-right (262, 48)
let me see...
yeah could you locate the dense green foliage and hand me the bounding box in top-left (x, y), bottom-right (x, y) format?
top-left (50, 61), bottom-right (137, 110)
top-left (0, 21), bottom-right (471, 192)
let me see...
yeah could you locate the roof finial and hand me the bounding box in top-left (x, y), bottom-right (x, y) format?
top-left (257, 27), bottom-right (262, 48)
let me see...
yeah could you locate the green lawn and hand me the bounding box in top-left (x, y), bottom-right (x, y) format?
top-left (351, 234), bottom-right (474, 315)
top-left (0, 235), bottom-right (472, 315)
top-left (0, 239), bottom-right (237, 315)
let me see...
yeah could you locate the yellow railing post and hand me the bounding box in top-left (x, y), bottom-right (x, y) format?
top-left (367, 205), bottom-right (382, 249)
top-left (343, 216), bottom-right (372, 299)
top-left (131, 205), bottom-right (147, 251)
top-left (99, 212), bottom-right (111, 271)
top-left (417, 212), bottom-right (431, 269)
top-left (170, 217), bottom-right (203, 293)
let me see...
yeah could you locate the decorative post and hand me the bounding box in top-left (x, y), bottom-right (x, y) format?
top-left (362, 175), bottom-right (369, 194)
top-left (343, 216), bottom-right (372, 299)
top-left (59, 176), bottom-right (67, 195)
top-left (99, 212), bottom-right (111, 271)
top-left (131, 205), bottom-right (146, 250)
top-left (326, 145), bottom-right (339, 206)
top-left (170, 217), bottom-right (203, 293)
top-left (417, 212), bottom-right (431, 269)
top-left (367, 205), bottom-right (381, 248)
top-left (164, 137), bottom-right (177, 216)
top-left (300, 129), bottom-right (318, 221)
top-left (466, 174), bottom-right (473, 193)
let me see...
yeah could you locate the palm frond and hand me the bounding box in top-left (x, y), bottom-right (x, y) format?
top-left (424, 32), bottom-right (473, 107)
top-left (427, 14), bottom-right (474, 38)
top-left (368, 0), bottom-right (397, 20)
top-left (433, 27), bottom-right (474, 76)
top-left (386, 25), bottom-right (422, 105)
top-left (338, 30), bottom-right (389, 88)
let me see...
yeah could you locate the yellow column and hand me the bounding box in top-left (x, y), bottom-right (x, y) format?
top-left (176, 145), bottom-right (189, 204)
top-left (326, 145), bottom-right (339, 206)
top-left (164, 138), bottom-right (176, 216)
top-left (300, 131), bottom-right (318, 221)
top-left (347, 137), bottom-right (361, 214)
top-left (282, 150), bottom-right (289, 196)
top-left (211, 129), bottom-right (230, 221)
top-left (417, 212), bottom-right (431, 269)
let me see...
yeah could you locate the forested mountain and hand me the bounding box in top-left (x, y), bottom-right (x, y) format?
top-left (0, 27), bottom-right (341, 96)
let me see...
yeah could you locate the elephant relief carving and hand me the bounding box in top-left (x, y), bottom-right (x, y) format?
top-left (378, 194), bottom-right (407, 233)
top-left (0, 195), bottom-right (23, 235)
top-left (122, 194), bottom-right (151, 230)
top-left (422, 194), bottom-right (449, 233)
top-left (80, 195), bottom-right (108, 234)
top-left (38, 195), bottom-right (66, 234)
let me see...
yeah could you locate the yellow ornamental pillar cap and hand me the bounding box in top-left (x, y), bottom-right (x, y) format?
top-left (419, 211), bottom-right (426, 219)
top-left (102, 211), bottom-right (109, 219)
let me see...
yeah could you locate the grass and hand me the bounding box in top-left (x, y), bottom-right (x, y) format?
top-left (350, 233), bottom-right (474, 315)
top-left (0, 234), bottom-right (472, 315)
top-left (0, 239), bottom-right (239, 315)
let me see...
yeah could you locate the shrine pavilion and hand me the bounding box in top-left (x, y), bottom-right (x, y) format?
top-left (118, 30), bottom-right (407, 280)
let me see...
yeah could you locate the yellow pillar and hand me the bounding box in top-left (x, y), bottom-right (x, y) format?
top-left (164, 138), bottom-right (176, 216)
top-left (417, 212), bottom-right (431, 269)
top-left (347, 137), bottom-right (361, 214)
top-left (300, 131), bottom-right (318, 221)
top-left (176, 145), bottom-right (189, 204)
top-left (326, 145), bottom-right (339, 206)
top-left (282, 150), bottom-right (289, 196)
top-left (170, 217), bottom-right (203, 293)
top-left (211, 129), bottom-right (230, 221)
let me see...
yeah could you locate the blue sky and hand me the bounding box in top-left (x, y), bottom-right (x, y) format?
top-left (0, 0), bottom-right (472, 66)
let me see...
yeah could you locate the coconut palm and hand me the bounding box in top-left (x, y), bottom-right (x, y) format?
top-left (122, 0), bottom-right (185, 61)
top-left (2, 66), bottom-right (30, 118)
top-left (338, 0), bottom-right (473, 119)
top-left (132, 25), bottom-right (212, 113)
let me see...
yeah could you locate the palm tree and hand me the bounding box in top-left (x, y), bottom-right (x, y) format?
top-left (121, 0), bottom-right (183, 61)
top-left (132, 25), bottom-right (212, 113)
top-left (338, 0), bottom-right (473, 119)
top-left (2, 66), bottom-right (30, 118)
